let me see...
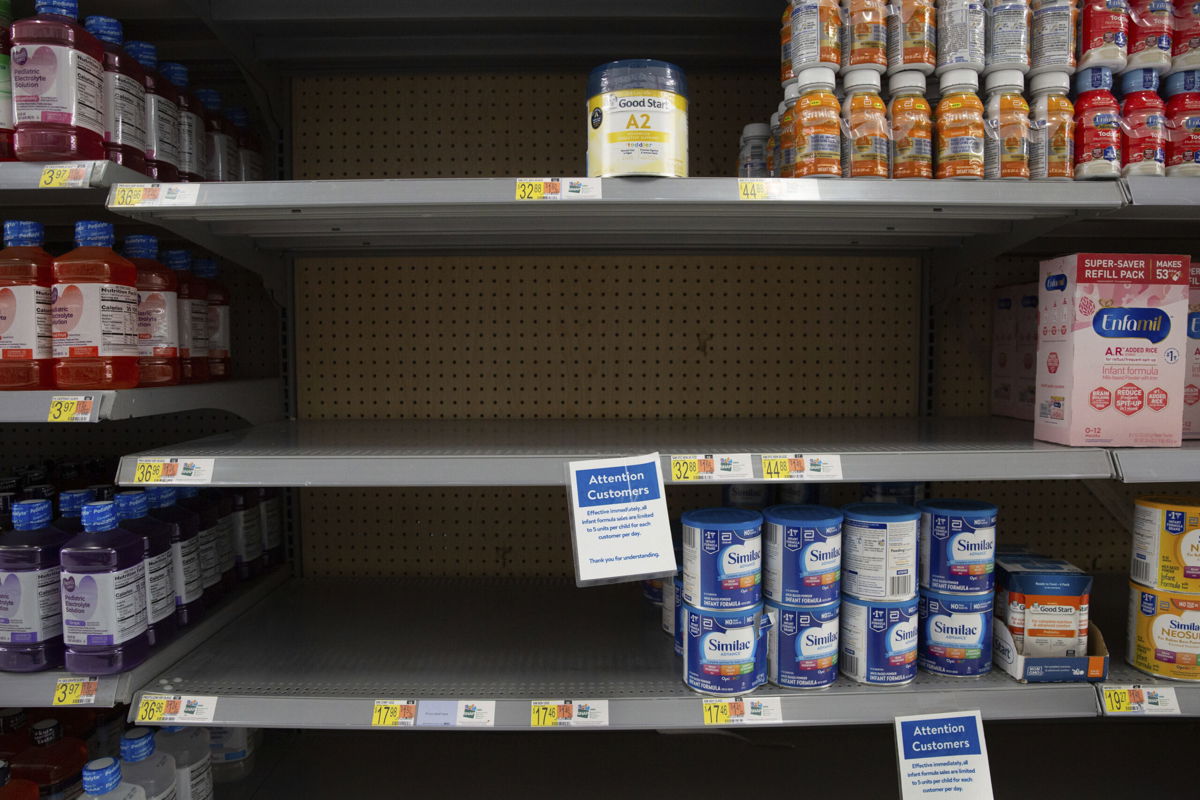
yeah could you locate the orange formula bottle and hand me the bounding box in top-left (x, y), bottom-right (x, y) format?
top-left (935, 68), bottom-right (986, 178)
top-left (844, 0), bottom-right (889, 72)
top-left (983, 69), bottom-right (1031, 179)
top-left (841, 69), bottom-right (890, 177)
top-left (793, 67), bottom-right (843, 176)
top-left (889, 71), bottom-right (934, 178)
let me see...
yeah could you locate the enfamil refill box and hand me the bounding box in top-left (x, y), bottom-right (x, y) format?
top-left (1035, 253), bottom-right (1190, 447)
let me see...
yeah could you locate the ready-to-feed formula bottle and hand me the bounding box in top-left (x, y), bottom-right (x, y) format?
top-left (984, 69), bottom-right (1031, 178)
top-left (1165, 69), bottom-right (1200, 174)
top-left (1080, 0), bottom-right (1131, 70)
top-left (936, 69), bottom-right (986, 178)
top-left (890, 70), bottom-right (935, 177)
top-left (1028, 71), bottom-right (1076, 178)
top-left (1030, 0), bottom-right (1077, 75)
top-left (794, 67), bottom-right (843, 176)
top-left (887, 0), bottom-right (937, 74)
top-left (1121, 68), bottom-right (1167, 175)
top-left (1172, 0), bottom-right (1200, 75)
top-left (782, 1), bottom-right (797, 86)
top-left (985, 0), bottom-right (1033, 74)
top-left (792, 0), bottom-right (843, 71)
top-left (844, 0), bottom-right (889, 72)
top-left (781, 86), bottom-right (800, 177)
top-left (937, 0), bottom-right (986, 73)
top-left (769, 111), bottom-right (782, 175)
top-left (1126, 0), bottom-right (1172, 72)
top-left (1074, 66), bottom-right (1124, 177)
top-left (842, 69), bottom-right (891, 176)
top-left (739, 122), bottom-right (771, 177)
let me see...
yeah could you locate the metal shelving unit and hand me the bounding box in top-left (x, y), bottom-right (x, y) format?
top-left (129, 578), bottom-right (1100, 730)
top-left (113, 416), bottom-right (1114, 486)
top-left (1111, 443), bottom-right (1200, 483)
top-left (0, 569), bottom-right (287, 709)
top-left (0, 379), bottom-right (285, 425)
top-left (0, 161), bottom-right (149, 230)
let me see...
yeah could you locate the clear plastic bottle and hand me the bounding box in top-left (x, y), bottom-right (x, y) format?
top-left (0, 221), bottom-right (53, 390)
top-left (782, 1), bottom-right (797, 86)
top-left (780, 91), bottom-right (799, 176)
top-left (794, 67), bottom-right (843, 176)
top-left (144, 486), bottom-right (204, 627)
top-left (123, 235), bottom-right (179, 388)
top-left (82, 16), bottom-right (147, 176)
top-left (161, 250), bottom-right (209, 384)
top-left (1029, 0), bottom-right (1078, 75)
top-left (845, 0), bottom-right (889, 72)
top-left (1173, 0), bottom-right (1200, 74)
top-left (985, 0), bottom-right (1033, 75)
top-left (113, 491), bottom-right (176, 649)
top-left (1080, 0), bottom-right (1130, 70)
top-left (190, 258), bottom-right (229, 380)
top-left (936, 69), bottom-right (987, 177)
top-left (791, 0), bottom-right (843, 71)
top-left (1165, 69), bottom-right (1200, 174)
top-left (890, 70), bottom-right (935, 177)
top-left (192, 90), bottom-right (238, 182)
top-left (0, 499), bottom-right (68, 672)
top-left (1121, 68), bottom-right (1167, 174)
top-left (118, 730), bottom-right (173, 800)
top-left (229, 489), bottom-right (262, 581)
top-left (738, 122), bottom-right (771, 176)
top-left (0, 0), bottom-right (15, 162)
top-left (11, 0), bottom-right (106, 162)
top-left (80, 758), bottom-right (143, 800)
top-left (1126, 0), bottom-right (1173, 72)
top-left (225, 107), bottom-right (264, 181)
top-left (1029, 70), bottom-right (1077, 177)
top-left (158, 63), bottom-right (205, 183)
top-left (51, 221), bottom-right (139, 390)
top-left (937, 0), bottom-right (987, 73)
top-left (60, 501), bottom-right (149, 675)
top-left (10, 719), bottom-right (87, 799)
top-left (984, 69), bottom-right (1031, 177)
top-left (842, 69), bottom-right (891, 176)
top-left (887, 0), bottom-right (937, 74)
top-left (206, 729), bottom-right (256, 785)
top-left (151, 728), bottom-right (209, 800)
top-left (173, 488), bottom-right (222, 606)
top-left (1074, 66), bottom-right (1124, 176)
top-left (122, 42), bottom-right (179, 183)
top-left (0, 760), bottom-right (39, 800)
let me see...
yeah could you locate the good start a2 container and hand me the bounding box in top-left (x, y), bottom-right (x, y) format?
top-left (586, 59), bottom-right (688, 178)
top-left (682, 603), bottom-right (770, 696)
top-left (918, 588), bottom-right (994, 677)
top-left (681, 508), bottom-right (763, 610)
top-left (763, 504), bottom-right (843, 606)
top-left (918, 499), bottom-right (998, 594)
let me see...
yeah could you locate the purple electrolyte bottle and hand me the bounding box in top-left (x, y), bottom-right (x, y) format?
top-left (228, 489), bottom-right (262, 580)
top-left (255, 488), bottom-right (284, 568)
top-left (51, 489), bottom-right (91, 535)
top-left (113, 491), bottom-right (177, 648)
top-left (199, 489), bottom-right (237, 590)
top-left (0, 500), bottom-right (70, 671)
top-left (174, 487), bottom-right (222, 605)
top-left (59, 501), bottom-right (149, 675)
top-left (144, 487), bottom-right (205, 626)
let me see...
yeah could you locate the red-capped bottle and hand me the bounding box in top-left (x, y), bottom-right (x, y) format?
top-left (123, 41), bottom-right (179, 182)
top-left (162, 250), bottom-right (209, 383)
top-left (159, 62), bottom-right (205, 182)
top-left (122, 234), bottom-right (179, 387)
top-left (0, 221), bottom-right (53, 390)
top-left (193, 89), bottom-right (238, 181)
top-left (191, 257), bottom-right (230, 379)
top-left (82, 16), bottom-right (148, 176)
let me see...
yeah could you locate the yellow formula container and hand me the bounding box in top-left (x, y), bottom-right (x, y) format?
top-left (1128, 581), bottom-right (1200, 681)
top-left (1132, 497), bottom-right (1200, 593)
top-left (587, 60), bottom-right (688, 177)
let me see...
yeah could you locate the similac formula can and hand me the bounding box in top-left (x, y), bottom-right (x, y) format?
top-left (936, 69), bottom-right (986, 178)
top-left (937, 0), bottom-right (987, 73)
top-left (586, 60), bottom-right (688, 177)
top-left (1172, 0), bottom-right (1200, 75)
top-left (985, 0), bottom-right (1033, 75)
top-left (763, 504), bottom-right (843, 605)
top-left (840, 594), bottom-right (919, 684)
top-left (674, 576), bottom-right (684, 654)
top-left (1080, 0), bottom-right (1131, 71)
top-left (766, 600), bottom-right (840, 688)
top-left (794, 67), bottom-right (843, 176)
top-left (783, 1), bottom-right (797, 86)
top-left (1127, 582), bottom-right (1200, 680)
top-left (1029, 71), bottom-right (1077, 178)
top-left (1126, 0), bottom-right (1173, 72)
top-left (681, 508), bottom-right (763, 610)
top-left (663, 573), bottom-right (680, 634)
top-left (889, 71), bottom-right (935, 177)
top-left (682, 603), bottom-right (770, 695)
top-left (887, 0), bottom-right (937, 74)
top-left (1120, 68), bottom-right (1167, 175)
top-left (1074, 66), bottom-right (1124, 177)
top-left (1030, 1), bottom-right (1078, 75)
top-left (845, 0), bottom-right (890, 72)
top-left (723, 484), bottom-right (775, 510)
top-left (792, 0), bottom-right (843, 71)
top-left (918, 589), bottom-right (993, 676)
top-left (779, 483), bottom-right (819, 504)
top-left (841, 69), bottom-right (891, 177)
top-left (842, 502), bottom-right (919, 600)
top-left (1164, 70), bottom-right (1200, 175)
top-left (1131, 497), bottom-right (1200, 591)
top-left (918, 499), bottom-right (998, 593)
top-left (983, 69), bottom-right (1031, 178)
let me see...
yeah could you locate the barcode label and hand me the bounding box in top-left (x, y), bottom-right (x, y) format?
top-left (842, 652), bottom-right (859, 677)
top-left (889, 575), bottom-right (913, 597)
top-left (683, 525), bottom-right (698, 551)
top-left (1130, 558), bottom-right (1153, 585)
top-left (765, 523), bottom-right (778, 547)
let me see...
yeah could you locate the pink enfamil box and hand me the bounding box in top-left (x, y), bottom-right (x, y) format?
top-left (1187, 264), bottom-right (1200, 439)
top-left (1035, 253), bottom-right (1190, 448)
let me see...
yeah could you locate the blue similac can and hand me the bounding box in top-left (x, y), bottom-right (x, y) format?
top-left (682, 603), bottom-right (770, 696)
top-left (681, 508), bottom-right (763, 610)
top-left (918, 589), bottom-right (993, 677)
top-left (842, 503), bottom-right (920, 601)
top-left (673, 576), bottom-right (684, 656)
top-left (763, 504), bottom-right (843, 606)
top-left (766, 600), bottom-right (840, 689)
top-left (839, 594), bottom-right (919, 685)
top-left (918, 499), bottom-right (998, 594)
top-left (722, 484), bottom-right (774, 509)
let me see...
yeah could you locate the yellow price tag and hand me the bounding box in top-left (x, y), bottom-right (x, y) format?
top-left (136, 696), bottom-right (168, 722)
top-left (39, 166), bottom-right (75, 188)
top-left (703, 701), bottom-right (739, 725)
top-left (133, 461), bottom-right (165, 484)
top-left (1103, 688), bottom-right (1133, 713)
top-left (371, 701), bottom-right (416, 727)
top-left (515, 180), bottom-right (549, 200)
top-left (671, 458), bottom-right (700, 481)
top-left (47, 399), bottom-right (78, 422)
top-left (53, 677), bottom-right (97, 706)
top-left (111, 185), bottom-right (147, 206)
top-left (738, 180), bottom-right (768, 201)
top-left (530, 702), bottom-right (572, 727)
top-left (761, 458), bottom-right (791, 480)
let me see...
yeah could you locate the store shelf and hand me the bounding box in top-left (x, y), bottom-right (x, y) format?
top-left (129, 577), bottom-right (1100, 731)
top-left (114, 416), bottom-right (1114, 487)
top-left (0, 161), bottom-right (149, 229)
top-left (0, 378), bottom-right (285, 425)
top-left (0, 568), bottom-right (288, 709)
top-left (103, 177), bottom-right (1126, 256)
top-left (1111, 443), bottom-right (1200, 483)
top-left (1100, 660), bottom-right (1200, 716)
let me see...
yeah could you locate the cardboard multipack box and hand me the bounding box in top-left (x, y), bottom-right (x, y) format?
top-left (1035, 253), bottom-right (1190, 447)
top-left (992, 618), bottom-right (1110, 683)
top-left (995, 554), bottom-right (1092, 658)
top-left (991, 282), bottom-right (1038, 420)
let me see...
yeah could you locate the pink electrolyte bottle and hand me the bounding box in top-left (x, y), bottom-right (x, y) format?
top-left (122, 41), bottom-right (179, 182)
top-left (191, 257), bottom-right (230, 379)
top-left (82, 16), bottom-right (147, 176)
top-left (193, 89), bottom-right (238, 181)
top-left (0, 0), bottom-right (16, 161)
top-left (158, 62), bottom-right (206, 182)
top-left (59, 501), bottom-right (149, 675)
top-left (11, 0), bottom-right (106, 162)
top-left (0, 221), bottom-right (53, 390)
top-left (122, 234), bottom-right (180, 387)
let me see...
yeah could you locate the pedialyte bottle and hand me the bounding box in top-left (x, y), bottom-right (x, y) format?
top-left (144, 486), bottom-right (204, 627)
top-left (1080, 0), bottom-right (1130, 71)
top-left (226, 107), bottom-right (264, 181)
top-left (984, 0), bottom-right (1033, 74)
top-left (83, 16), bottom-right (147, 176)
top-left (844, 0), bottom-right (889, 72)
top-left (162, 250), bottom-right (210, 384)
top-left (794, 67), bottom-right (843, 176)
top-left (229, 489), bottom-right (262, 580)
top-left (842, 69), bottom-right (890, 177)
top-left (118, 730), bottom-right (175, 800)
top-left (1165, 69), bottom-right (1200, 175)
top-left (159, 62), bottom-right (206, 182)
top-left (983, 69), bottom-right (1031, 178)
top-left (1126, 0), bottom-right (1172, 72)
top-left (791, 0), bottom-right (842, 71)
top-left (112, 491), bottom-right (177, 648)
top-left (887, 0), bottom-right (937, 74)
top-left (1074, 66), bottom-right (1123, 177)
top-left (890, 70), bottom-right (934, 177)
top-left (937, 0), bottom-right (986, 73)
top-left (192, 258), bottom-right (231, 380)
top-left (193, 89), bottom-right (239, 182)
top-left (1121, 68), bottom-right (1167, 175)
top-left (1028, 71), bottom-right (1076, 178)
top-left (174, 488), bottom-right (221, 605)
top-left (1029, 0), bottom-right (1078, 75)
top-left (0, 221), bottom-right (52, 390)
top-left (0, 500), bottom-right (68, 672)
top-left (123, 41), bottom-right (179, 183)
top-left (936, 69), bottom-right (986, 178)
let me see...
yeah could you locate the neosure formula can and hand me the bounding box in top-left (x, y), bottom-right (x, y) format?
top-left (682, 604), bottom-right (769, 696)
top-left (766, 600), bottom-right (840, 688)
top-left (1128, 581), bottom-right (1200, 681)
top-left (681, 508), bottom-right (763, 610)
top-left (1131, 497), bottom-right (1200, 593)
top-left (918, 589), bottom-right (993, 677)
top-left (918, 499), bottom-right (998, 593)
top-left (763, 504), bottom-right (843, 606)
top-left (842, 503), bottom-right (920, 601)
top-left (840, 594), bottom-right (919, 685)
top-left (586, 60), bottom-right (688, 177)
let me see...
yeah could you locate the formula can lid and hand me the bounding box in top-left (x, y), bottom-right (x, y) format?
top-left (1029, 71), bottom-right (1071, 95)
top-left (842, 502), bottom-right (921, 523)
top-left (680, 507), bottom-right (763, 530)
top-left (916, 498), bottom-right (998, 516)
top-left (587, 59), bottom-right (688, 100)
top-left (889, 70), bottom-right (927, 94)
top-left (762, 504), bottom-right (843, 527)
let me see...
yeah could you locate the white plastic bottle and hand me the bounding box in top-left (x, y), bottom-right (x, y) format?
top-left (1079, 0), bottom-right (1130, 71)
top-left (208, 728), bottom-right (258, 784)
top-left (1125, 0), bottom-right (1172, 72)
top-left (984, 69), bottom-right (1031, 177)
top-left (1029, 0), bottom-right (1077, 75)
top-left (769, 111), bottom-right (783, 175)
top-left (82, 758), bottom-right (146, 800)
top-left (1173, 0), bottom-right (1200, 74)
top-left (985, 0), bottom-right (1033, 74)
top-left (153, 728), bottom-right (212, 800)
top-left (739, 123), bottom-right (771, 177)
top-left (937, 0), bottom-right (987, 73)
top-left (792, 0), bottom-right (843, 71)
top-left (119, 730), bottom-right (176, 800)
top-left (1028, 71), bottom-right (1076, 178)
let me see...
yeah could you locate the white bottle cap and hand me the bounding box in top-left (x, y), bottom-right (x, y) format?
top-left (985, 69), bottom-right (1024, 93)
top-left (1029, 71), bottom-right (1071, 95)
top-left (796, 67), bottom-right (837, 90)
top-left (784, 82), bottom-right (802, 102)
top-left (940, 69), bottom-right (979, 92)
top-left (778, 100), bottom-right (789, 115)
top-left (889, 70), bottom-right (927, 94)
top-left (843, 69), bottom-right (882, 92)
top-left (743, 122), bottom-right (771, 139)
top-left (770, 111), bottom-right (781, 129)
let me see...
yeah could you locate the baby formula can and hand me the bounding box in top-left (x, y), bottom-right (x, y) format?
top-left (663, 572), bottom-right (680, 631)
top-left (682, 604), bottom-right (770, 695)
top-left (723, 484), bottom-right (775, 510)
top-left (918, 589), bottom-right (994, 677)
top-left (766, 600), bottom-right (840, 688)
top-left (1127, 581), bottom-right (1200, 680)
top-left (842, 503), bottom-right (920, 601)
top-left (681, 508), bottom-right (763, 610)
top-left (779, 483), bottom-right (819, 504)
top-left (674, 576), bottom-right (684, 654)
top-left (840, 594), bottom-right (919, 684)
top-left (763, 504), bottom-right (843, 605)
top-left (1131, 497), bottom-right (1200, 592)
top-left (918, 499), bottom-right (998, 593)
top-left (586, 60), bottom-right (688, 177)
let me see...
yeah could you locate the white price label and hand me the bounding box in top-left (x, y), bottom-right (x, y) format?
top-left (132, 457), bottom-right (215, 485)
top-left (514, 177), bottom-right (601, 200)
top-left (701, 696), bottom-right (783, 726)
top-left (136, 693), bottom-right (218, 724)
top-left (530, 699), bottom-right (609, 728)
top-left (1101, 685), bottom-right (1181, 715)
top-left (667, 454), bottom-right (753, 482)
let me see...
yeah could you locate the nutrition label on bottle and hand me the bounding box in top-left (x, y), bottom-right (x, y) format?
top-left (0, 567), bottom-right (63, 643)
top-left (103, 71), bottom-right (147, 149)
top-left (0, 285), bottom-right (52, 359)
top-left (146, 548), bottom-right (175, 625)
top-left (146, 94), bottom-right (181, 167)
top-left (62, 563), bottom-right (148, 646)
top-left (51, 283), bottom-right (139, 358)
